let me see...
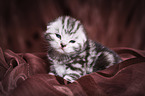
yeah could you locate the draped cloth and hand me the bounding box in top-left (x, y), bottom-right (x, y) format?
top-left (0, 47), bottom-right (145, 96)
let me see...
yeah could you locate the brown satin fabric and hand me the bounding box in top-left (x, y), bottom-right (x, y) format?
top-left (0, 48), bottom-right (49, 96)
top-left (0, 47), bottom-right (145, 96)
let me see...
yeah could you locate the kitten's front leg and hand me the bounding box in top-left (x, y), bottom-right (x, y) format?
top-left (49, 65), bottom-right (56, 75)
top-left (64, 75), bottom-right (75, 83)
top-left (63, 65), bottom-right (84, 82)
top-left (49, 60), bottom-right (66, 77)
top-left (63, 74), bottom-right (80, 83)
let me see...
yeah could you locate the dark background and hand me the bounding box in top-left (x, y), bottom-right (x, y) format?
top-left (0, 0), bottom-right (145, 53)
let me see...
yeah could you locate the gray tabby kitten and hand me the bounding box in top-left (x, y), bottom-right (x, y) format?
top-left (44, 16), bottom-right (122, 82)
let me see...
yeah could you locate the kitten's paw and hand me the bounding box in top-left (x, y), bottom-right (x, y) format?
top-left (48, 72), bottom-right (55, 75)
top-left (64, 75), bottom-right (75, 83)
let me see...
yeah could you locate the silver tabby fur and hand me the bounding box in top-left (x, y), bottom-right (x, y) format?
top-left (44, 16), bottom-right (122, 82)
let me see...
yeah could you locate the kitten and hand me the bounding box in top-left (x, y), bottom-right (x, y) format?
top-left (44, 16), bottom-right (122, 82)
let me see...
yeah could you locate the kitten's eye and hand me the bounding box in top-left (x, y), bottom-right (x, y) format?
top-left (56, 34), bottom-right (61, 39)
top-left (69, 40), bottom-right (76, 43)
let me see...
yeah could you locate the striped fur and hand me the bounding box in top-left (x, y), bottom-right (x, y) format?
top-left (45, 16), bottom-right (122, 82)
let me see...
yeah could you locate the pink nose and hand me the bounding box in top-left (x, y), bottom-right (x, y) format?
top-left (61, 43), bottom-right (66, 48)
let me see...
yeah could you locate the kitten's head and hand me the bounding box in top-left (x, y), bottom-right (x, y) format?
top-left (45, 16), bottom-right (87, 55)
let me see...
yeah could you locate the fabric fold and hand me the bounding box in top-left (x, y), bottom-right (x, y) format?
top-left (0, 47), bottom-right (145, 96)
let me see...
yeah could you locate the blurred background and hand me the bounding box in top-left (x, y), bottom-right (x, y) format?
top-left (0, 0), bottom-right (145, 53)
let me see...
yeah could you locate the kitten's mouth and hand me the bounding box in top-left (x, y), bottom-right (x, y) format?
top-left (56, 48), bottom-right (65, 53)
top-left (61, 47), bottom-right (64, 50)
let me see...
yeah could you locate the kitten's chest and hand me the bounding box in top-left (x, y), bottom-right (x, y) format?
top-left (53, 46), bottom-right (98, 69)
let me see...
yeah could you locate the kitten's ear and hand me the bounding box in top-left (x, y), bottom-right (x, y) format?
top-left (43, 32), bottom-right (54, 41)
top-left (43, 31), bottom-right (50, 38)
top-left (42, 32), bottom-right (47, 39)
top-left (44, 32), bottom-right (47, 36)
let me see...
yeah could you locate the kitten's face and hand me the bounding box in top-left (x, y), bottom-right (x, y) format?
top-left (45, 16), bottom-right (87, 55)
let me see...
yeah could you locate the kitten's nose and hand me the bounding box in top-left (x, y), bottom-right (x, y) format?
top-left (61, 43), bottom-right (66, 48)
